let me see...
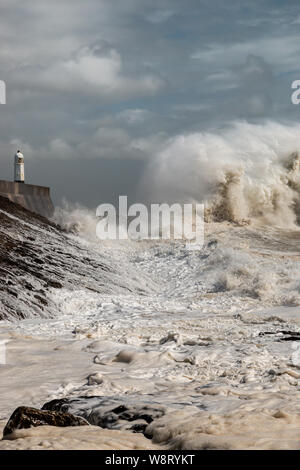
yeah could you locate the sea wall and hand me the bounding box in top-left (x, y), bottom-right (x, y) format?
top-left (0, 180), bottom-right (54, 219)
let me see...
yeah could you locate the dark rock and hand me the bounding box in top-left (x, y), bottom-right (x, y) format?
top-left (34, 295), bottom-right (48, 306)
top-left (130, 423), bottom-right (148, 434)
top-left (42, 396), bottom-right (166, 434)
top-left (3, 406), bottom-right (89, 437)
top-left (46, 280), bottom-right (63, 289)
top-left (259, 330), bottom-right (300, 341)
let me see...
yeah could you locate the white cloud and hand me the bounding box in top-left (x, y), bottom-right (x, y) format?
top-left (6, 127), bottom-right (166, 162)
top-left (19, 48), bottom-right (165, 99)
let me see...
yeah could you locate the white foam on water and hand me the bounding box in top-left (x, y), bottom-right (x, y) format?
top-left (3, 122), bottom-right (300, 448)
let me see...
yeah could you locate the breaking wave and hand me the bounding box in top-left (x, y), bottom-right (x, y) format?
top-left (145, 121), bottom-right (300, 227)
top-left (52, 200), bottom-right (98, 242)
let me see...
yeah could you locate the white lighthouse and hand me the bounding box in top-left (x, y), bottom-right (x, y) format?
top-left (14, 150), bottom-right (25, 183)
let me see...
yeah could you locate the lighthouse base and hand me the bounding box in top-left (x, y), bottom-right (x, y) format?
top-left (0, 180), bottom-right (54, 219)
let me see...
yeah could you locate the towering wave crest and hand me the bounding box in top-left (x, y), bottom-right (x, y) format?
top-left (52, 200), bottom-right (98, 242)
top-left (145, 121), bottom-right (300, 227)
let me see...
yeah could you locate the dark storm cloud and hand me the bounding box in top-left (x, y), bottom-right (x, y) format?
top-left (0, 0), bottom-right (300, 205)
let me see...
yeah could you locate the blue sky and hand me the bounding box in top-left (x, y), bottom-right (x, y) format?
top-left (0, 0), bottom-right (300, 206)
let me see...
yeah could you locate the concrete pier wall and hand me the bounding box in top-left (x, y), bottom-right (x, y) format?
top-left (0, 180), bottom-right (54, 219)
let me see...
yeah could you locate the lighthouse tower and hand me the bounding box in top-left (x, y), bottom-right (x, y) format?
top-left (14, 150), bottom-right (25, 183)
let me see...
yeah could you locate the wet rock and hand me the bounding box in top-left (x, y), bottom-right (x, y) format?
top-left (46, 280), bottom-right (63, 289)
top-left (159, 331), bottom-right (182, 345)
top-left (259, 330), bottom-right (300, 341)
top-left (42, 396), bottom-right (166, 434)
top-left (93, 355), bottom-right (103, 364)
top-left (3, 406), bottom-right (89, 437)
top-left (34, 294), bottom-right (48, 306)
top-left (0, 196), bottom-right (151, 321)
top-left (130, 422), bottom-right (148, 434)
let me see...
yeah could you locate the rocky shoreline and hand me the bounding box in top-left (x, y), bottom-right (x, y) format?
top-left (2, 198), bottom-right (300, 449)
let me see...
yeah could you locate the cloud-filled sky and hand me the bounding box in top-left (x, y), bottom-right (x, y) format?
top-left (0, 0), bottom-right (300, 206)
